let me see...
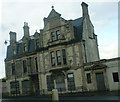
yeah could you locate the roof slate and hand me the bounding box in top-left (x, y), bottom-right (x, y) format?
top-left (70, 17), bottom-right (84, 41)
top-left (6, 14), bottom-right (84, 59)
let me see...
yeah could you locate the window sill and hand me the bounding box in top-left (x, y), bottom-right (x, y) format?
top-left (49, 64), bottom-right (69, 72)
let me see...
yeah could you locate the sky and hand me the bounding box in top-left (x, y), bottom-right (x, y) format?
top-left (0, 0), bottom-right (119, 79)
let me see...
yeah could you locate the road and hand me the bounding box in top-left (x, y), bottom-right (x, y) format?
top-left (1, 94), bottom-right (120, 102)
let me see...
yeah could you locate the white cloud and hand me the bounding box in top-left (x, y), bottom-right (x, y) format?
top-left (0, 59), bottom-right (5, 79)
top-left (93, 20), bottom-right (110, 31)
top-left (2, 0), bottom-right (120, 3)
top-left (99, 44), bottom-right (118, 59)
top-left (0, 1), bottom-right (118, 78)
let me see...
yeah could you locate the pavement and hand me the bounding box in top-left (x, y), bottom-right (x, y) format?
top-left (1, 91), bottom-right (120, 102)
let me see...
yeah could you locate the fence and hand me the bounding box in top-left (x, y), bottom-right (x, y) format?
top-left (2, 86), bottom-right (88, 97)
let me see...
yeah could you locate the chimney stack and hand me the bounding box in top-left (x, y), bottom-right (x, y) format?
top-left (81, 2), bottom-right (89, 17)
top-left (23, 22), bottom-right (29, 38)
top-left (9, 31), bottom-right (16, 44)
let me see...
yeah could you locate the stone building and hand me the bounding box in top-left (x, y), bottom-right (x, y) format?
top-left (83, 57), bottom-right (120, 92)
top-left (5, 2), bottom-right (109, 96)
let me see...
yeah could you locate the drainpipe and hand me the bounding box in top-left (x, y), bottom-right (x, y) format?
top-left (82, 40), bottom-right (87, 63)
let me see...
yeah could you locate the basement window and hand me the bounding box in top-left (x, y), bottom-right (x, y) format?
top-left (112, 72), bottom-right (119, 82)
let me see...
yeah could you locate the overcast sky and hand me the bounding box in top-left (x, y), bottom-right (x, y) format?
top-left (0, 0), bottom-right (119, 78)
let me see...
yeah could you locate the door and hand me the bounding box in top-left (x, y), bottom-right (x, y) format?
top-left (96, 72), bottom-right (106, 91)
top-left (55, 73), bottom-right (66, 91)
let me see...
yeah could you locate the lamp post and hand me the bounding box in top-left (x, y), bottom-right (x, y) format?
top-left (4, 40), bottom-right (10, 45)
top-left (4, 40), bottom-right (18, 96)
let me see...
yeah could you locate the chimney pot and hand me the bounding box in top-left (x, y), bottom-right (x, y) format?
top-left (23, 22), bottom-right (29, 37)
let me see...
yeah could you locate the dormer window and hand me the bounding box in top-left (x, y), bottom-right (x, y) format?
top-left (51, 32), bottom-right (55, 41)
top-left (56, 30), bottom-right (60, 40)
top-left (23, 43), bottom-right (27, 52)
top-left (36, 39), bottom-right (39, 49)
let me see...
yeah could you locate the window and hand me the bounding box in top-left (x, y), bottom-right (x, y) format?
top-left (10, 81), bottom-right (20, 95)
top-left (36, 39), bottom-right (39, 49)
top-left (35, 57), bottom-right (38, 72)
top-left (22, 80), bottom-right (32, 94)
top-left (56, 30), bottom-right (60, 40)
top-left (112, 72), bottom-right (119, 82)
top-left (67, 73), bottom-right (75, 90)
top-left (28, 57), bottom-right (32, 73)
top-left (12, 63), bottom-right (15, 75)
top-left (23, 43), bottom-right (27, 52)
top-left (51, 32), bottom-right (55, 41)
top-left (23, 60), bottom-right (27, 73)
top-left (51, 52), bottom-right (55, 67)
top-left (56, 50), bottom-right (61, 65)
top-left (62, 49), bottom-right (67, 65)
top-left (46, 75), bottom-right (54, 91)
top-left (86, 73), bottom-right (91, 83)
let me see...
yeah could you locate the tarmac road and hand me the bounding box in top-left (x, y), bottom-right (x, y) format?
top-left (1, 94), bottom-right (120, 102)
top-left (1, 91), bottom-right (120, 102)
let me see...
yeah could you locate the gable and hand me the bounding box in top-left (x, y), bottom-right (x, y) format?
top-left (47, 9), bottom-right (61, 19)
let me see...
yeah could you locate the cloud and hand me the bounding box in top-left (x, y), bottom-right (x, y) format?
top-left (93, 20), bottom-right (110, 31)
top-left (0, 59), bottom-right (5, 79)
top-left (99, 44), bottom-right (118, 59)
top-left (0, 1), bottom-right (118, 78)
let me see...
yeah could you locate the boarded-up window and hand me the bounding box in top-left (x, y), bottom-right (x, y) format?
top-left (62, 49), bottom-right (67, 65)
top-left (35, 57), bottom-right (38, 72)
top-left (46, 75), bottom-right (54, 91)
top-left (22, 80), bottom-right (32, 94)
top-left (86, 73), bottom-right (91, 84)
top-left (112, 72), bottom-right (119, 82)
top-left (10, 81), bottom-right (20, 95)
top-left (67, 73), bottom-right (75, 90)
top-left (23, 60), bottom-right (27, 73)
top-left (12, 63), bottom-right (15, 75)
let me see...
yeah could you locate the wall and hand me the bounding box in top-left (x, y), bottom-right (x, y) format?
top-left (105, 59), bottom-right (120, 91)
top-left (82, 17), bottom-right (99, 63)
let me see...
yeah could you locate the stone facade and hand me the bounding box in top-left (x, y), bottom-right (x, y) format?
top-left (84, 57), bottom-right (120, 92)
top-left (5, 2), bottom-right (101, 96)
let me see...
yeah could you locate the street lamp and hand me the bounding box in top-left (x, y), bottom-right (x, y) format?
top-left (4, 40), bottom-right (10, 45)
top-left (4, 40), bottom-right (18, 96)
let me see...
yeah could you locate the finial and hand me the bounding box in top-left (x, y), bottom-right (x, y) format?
top-left (52, 5), bottom-right (54, 9)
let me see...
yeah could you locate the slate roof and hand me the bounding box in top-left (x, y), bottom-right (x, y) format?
top-left (6, 45), bottom-right (12, 58)
top-left (28, 39), bottom-right (35, 52)
top-left (6, 36), bottom-right (36, 59)
top-left (6, 12), bottom-right (84, 59)
top-left (70, 17), bottom-right (84, 41)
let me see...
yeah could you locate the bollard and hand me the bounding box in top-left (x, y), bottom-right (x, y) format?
top-left (52, 89), bottom-right (59, 101)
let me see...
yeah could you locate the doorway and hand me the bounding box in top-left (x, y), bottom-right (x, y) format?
top-left (55, 73), bottom-right (66, 91)
top-left (96, 72), bottom-right (106, 91)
